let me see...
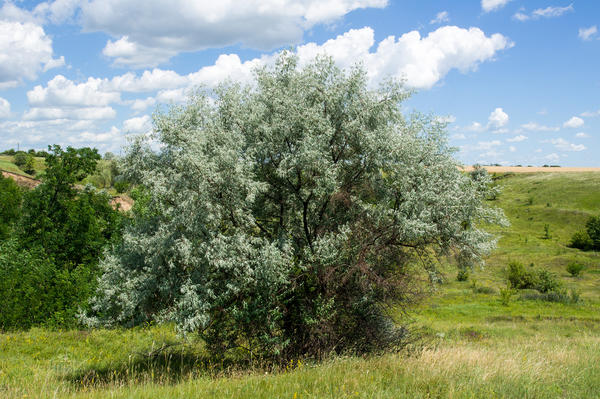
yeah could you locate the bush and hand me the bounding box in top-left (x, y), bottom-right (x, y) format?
top-left (519, 288), bottom-right (580, 304)
top-left (536, 269), bottom-right (560, 293)
top-left (566, 262), bottom-right (585, 277)
top-left (0, 240), bottom-right (97, 330)
top-left (86, 54), bottom-right (505, 361)
top-left (12, 151), bottom-right (28, 167)
top-left (506, 261), bottom-right (560, 293)
top-left (586, 216), bottom-right (600, 249)
top-left (569, 230), bottom-right (593, 250)
top-left (0, 174), bottom-right (22, 239)
top-left (457, 269), bottom-right (469, 282)
top-left (507, 261), bottom-right (538, 290)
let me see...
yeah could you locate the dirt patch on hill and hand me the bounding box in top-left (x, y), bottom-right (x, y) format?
top-left (110, 195), bottom-right (133, 212)
top-left (1, 170), bottom-right (41, 189)
top-left (461, 166), bottom-right (600, 173)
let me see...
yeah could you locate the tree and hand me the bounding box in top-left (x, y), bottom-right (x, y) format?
top-left (586, 215), bottom-right (600, 250)
top-left (19, 145), bottom-right (122, 268)
top-left (0, 174), bottom-right (23, 239)
top-left (87, 54), bottom-right (504, 360)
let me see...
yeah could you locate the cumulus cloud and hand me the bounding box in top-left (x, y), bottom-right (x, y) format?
top-left (0, 97), bottom-right (10, 118)
top-left (464, 122), bottom-right (485, 132)
top-left (581, 109), bottom-right (600, 118)
top-left (488, 107), bottom-right (509, 128)
top-left (0, 20), bottom-right (64, 88)
top-left (77, 0), bottom-right (387, 67)
top-left (476, 140), bottom-right (502, 150)
top-left (563, 116), bottom-right (584, 128)
top-left (284, 26), bottom-right (512, 89)
top-left (545, 153), bottom-right (560, 162)
top-left (575, 132), bottom-right (589, 138)
top-left (23, 106), bottom-right (116, 121)
top-left (549, 138), bottom-right (585, 152)
top-left (509, 145), bottom-right (516, 152)
top-left (514, 4), bottom-right (574, 21)
top-left (123, 115), bottom-right (152, 133)
top-left (579, 26), bottom-right (598, 41)
top-left (28, 75), bottom-right (120, 107)
top-left (507, 134), bottom-right (527, 142)
top-left (430, 11), bottom-right (449, 24)
top-left (481, 0), bottom-right (511, 13)
top-left (520, 122), bottom-right (559, 132)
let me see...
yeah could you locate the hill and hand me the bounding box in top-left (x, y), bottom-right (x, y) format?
top-left (0, 171), bottom-right (598, 398)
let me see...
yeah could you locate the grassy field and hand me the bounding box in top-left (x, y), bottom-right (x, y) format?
top-left (1, 171), bottom-right (599, 398)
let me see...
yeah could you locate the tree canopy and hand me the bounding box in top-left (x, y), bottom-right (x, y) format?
top-left (87, 54), bottom-right (503, 360)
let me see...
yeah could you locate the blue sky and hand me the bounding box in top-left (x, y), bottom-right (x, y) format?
top-left (0, 0), bottom-right (598, 166)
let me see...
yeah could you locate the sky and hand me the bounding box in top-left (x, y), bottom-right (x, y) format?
top-left (0, 0), bottom-right (598, 166)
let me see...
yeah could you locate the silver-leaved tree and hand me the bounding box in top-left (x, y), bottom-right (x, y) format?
top-left (86, 54), bottom-right (504, 360)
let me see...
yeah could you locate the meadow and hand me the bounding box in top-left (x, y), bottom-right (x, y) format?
top-left (1, 171), bottom-right (599, 398)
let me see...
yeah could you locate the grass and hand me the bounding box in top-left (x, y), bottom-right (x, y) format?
top-left (1, 171), bottom-right (599, 398)
top-left (0, 155), bottom-right (46, 177)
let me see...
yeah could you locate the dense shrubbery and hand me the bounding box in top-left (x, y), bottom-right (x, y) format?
top-left (507, 261), bottom-right (560, 293)
top-left (0, 174), bottom-right (22, 239)
top-left (86, 54), bottom-right (504, 361)
top-left (570, 215), bottom-right (600, 251)
top-left (0, 145), bottom-right (123, 330)
top-left (566, 262), bottom-right (585, 277)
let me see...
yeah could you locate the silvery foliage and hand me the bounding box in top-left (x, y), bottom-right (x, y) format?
top-left (86, 54), bottom-right (504, 357)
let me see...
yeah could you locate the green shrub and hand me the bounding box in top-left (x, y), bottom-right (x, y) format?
top-left (499, 284), bottom-right (515, 306)
top-left (12, 151), bottom-right (28, 166)
top-left (473, 285), bottom-right (496, 294)
top-left (456, 269), bottom-right (469, 282)
top-left (519, 288), bottom-right (580, 304)
top-left (536, 269), bottom-right (560, 293)
top-left (569, 230), bottom-right (593, 250)
top-left (507, 261), bottom-right (538, 290)
top-left (0, 240), bottom-right (97, 330)
top-left (506, 261), bottom-right (560, 293)
top-left (0, 174), bottom-right (22, 239)
top-left (566, 262), bottom-right (585, 277)
top-left (586, 216), bottom-right (600, 249)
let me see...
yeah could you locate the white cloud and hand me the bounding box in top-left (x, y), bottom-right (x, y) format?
top-left (0, 20), bottom-right (64, 87)
top-left (549, 138), bottom-right (586, 152)
top-left (78, 0), bottom-right (388, 67)
top-left (357, 26), bottom-right (512, 89)
top-left (76, 126), bottom-right (123, 144)
top-left (476, 140), bottom-right (502, 150)
top-left (488, 107), bottom-right (509, 128)
top-left (507, 134), bottom-right (527, 142)
top-left (123, 115), bottom-right (152, 133)
top-left (0, 97), bottom-right (10, 118)
top-left (509, 145), bottom-right (516, 152)
top-left (481, 0), bottom-right (511, 13)
top-left (28, 75), bottom-right (120, 107)
top-left (581, 109), bottom-right (600, 117)
top-left (451, 133), bottom-right (466, 140)
top-left (545, 153), bottom-right (560, 162)
top-left (532, 4), bottom-right (573, 18)
top-left (430, 11), bottom-right (449, 24)
top-left (110, 69), bottom-right (189, 92)
top-left (575, 132), bottom-right (589, 138)
top-left (130, 97), bottom-right (157, 112)
top-left (579, 26), bottom-right (598, 41)
top-left (435, 115), bottom-right (456, 124)
top-left (106, 26), bottom-right (512, 91)
top-left (563, 116), bottom-right (584, 128)
top-left (23, 106), bottom-right (116, 121)
top-left (514, 4), bottom-right (574, 21)
top-left (520, 122), bottom-right (559, 132)
top-left (464, 122), bottom-right (485, 132)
